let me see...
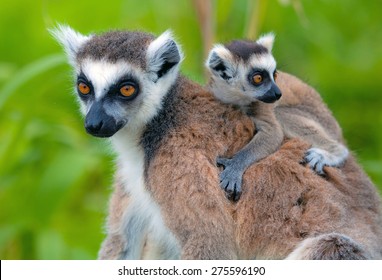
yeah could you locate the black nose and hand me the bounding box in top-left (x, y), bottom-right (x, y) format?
top-left (85, 118), bottom-right (105, 136)
top-left (257, 83), bottom-right (282, 103)
top-left (84, 102), bottom-right (124, 138)
top-left (274, 87), bottom-right (282, 100)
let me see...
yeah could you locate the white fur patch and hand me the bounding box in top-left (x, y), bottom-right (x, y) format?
top-left (50, 24), bottom-right (92, 65)
top-left (248, 53), bottom-right (277, 76)
top-left (285, 236), bottom-right (318, 259)
top-left (256, 32), bottom-right (275, 52)
top-left (206, 44), bottom-right (234, 67)
top-left (80, 59), bottom-right (136, 101)
top-left (112, 129), bottom-right (181, 259)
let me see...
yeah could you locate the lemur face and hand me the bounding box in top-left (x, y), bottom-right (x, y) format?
top-left (206, 33), bottom-right (281, 106)
top-left (52, 26), bottom-right (183, 137)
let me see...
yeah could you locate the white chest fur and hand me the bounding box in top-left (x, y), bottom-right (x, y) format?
top-left (111, 129), bottom-right (180, 259)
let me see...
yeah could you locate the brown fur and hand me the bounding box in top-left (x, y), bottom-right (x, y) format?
top-left (98, 174), bottom-right (129, 259)
top-left (99, 72), bottom-right (382, 259)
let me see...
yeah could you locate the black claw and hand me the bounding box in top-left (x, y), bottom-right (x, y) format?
top-left (299, 157), bottom-right (308, 165)
top-left (231, 188), bottom-right (241, 202)
top-left (222, 182), bottom-right (242, 202)
top-left (233, 192), bottom-right (241, 202)
top-left (219, 180), bottom-right (226, 190)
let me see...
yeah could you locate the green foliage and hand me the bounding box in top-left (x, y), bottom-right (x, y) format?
top-left (0, 0), bottom-right (381, 259)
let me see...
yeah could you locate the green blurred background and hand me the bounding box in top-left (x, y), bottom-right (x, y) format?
top-left (0, 0), bottom-right (381, 259)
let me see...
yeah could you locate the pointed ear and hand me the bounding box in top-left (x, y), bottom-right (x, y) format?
top-left (206, 45), bottom-right (237, 81)
top-left (256, 33), bottom-right (275, 52)
top-left (49, 24), bottom-right (92, 65)
top-left (146, 30), bottom-right (183, 81)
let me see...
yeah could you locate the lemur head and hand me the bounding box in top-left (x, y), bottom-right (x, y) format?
top-left (206, 33), bottom-right (281, 106)
top-left (51, 25), bottom-right (183, 137)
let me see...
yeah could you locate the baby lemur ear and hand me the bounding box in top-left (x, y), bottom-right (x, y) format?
top-left (206, 45), bottom-right (237, 82)
top-left (256, 33), bottom-right (275, 52)
top-left (49, 24), bottom-right (92, 65)
top-left (146, 30), bottom-right (184, 81)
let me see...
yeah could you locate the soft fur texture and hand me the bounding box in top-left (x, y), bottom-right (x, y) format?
top-left (100, 72), bottom-right (382, 259)
top-left (53, 26), bottom-right (382, 259)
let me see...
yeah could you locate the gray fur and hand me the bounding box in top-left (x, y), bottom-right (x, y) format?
top-left (120, 209), bottom-right (148, 259)
top-left (207, 51), bottom-right (236, 81)
top-left (286, 233), bottom-right (370, 260)
top-left (77, 31), bottom-right (154, 68)
top-left (225, 40), bottom-right (268, 62)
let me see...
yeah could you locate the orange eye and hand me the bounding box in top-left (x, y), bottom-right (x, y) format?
top-left (120, 85), bottom-right (136, 97)
top-left (253, 74), bottom-right (263, 84)
top-left (78, 82), bottom-right (90, 95)
top-left (273, 71), bottom-right (278, 81)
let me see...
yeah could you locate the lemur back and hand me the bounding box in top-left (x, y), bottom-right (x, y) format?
top-left (206, 34), bottom-right (349, 201)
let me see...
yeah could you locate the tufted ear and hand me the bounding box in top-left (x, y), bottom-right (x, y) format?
top-left (49, 24), bottom-right (92, 65)
top-left (256, 33), bottom-right (275, 52)
top-left (206, 44), bottom-right (237, 82)
top-left (146, 30), bottom-right (184, 81)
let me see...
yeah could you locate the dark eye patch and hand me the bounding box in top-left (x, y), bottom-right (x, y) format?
top-left (107, 75), bottom-right (140, 101)
top-left (76, 72), bottom-right (94, 99)
top-left (77, 72), bottom-right (91, 84)
top-left (247, 68), bottom-right (272, 86)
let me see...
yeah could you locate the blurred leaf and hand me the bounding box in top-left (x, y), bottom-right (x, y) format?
top-left (32, 148), bottom-right (102, 222)
top-left (0, 54), bottom-right (66, 109)
top-left (35, 229), bottom-right (66, 260)
top-left (0, 62), bottom-right (17, 84)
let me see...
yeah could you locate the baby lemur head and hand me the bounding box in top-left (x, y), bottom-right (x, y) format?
top-left (206, 33), bottom-right (281, 106)
top-left (51, 25), bottom-right (183, 138)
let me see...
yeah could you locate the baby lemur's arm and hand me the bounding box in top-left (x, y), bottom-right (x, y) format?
top-left (218, 102), bottom-right (283, 201)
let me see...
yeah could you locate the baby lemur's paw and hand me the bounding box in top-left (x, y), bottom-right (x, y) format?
top-left (304, 147), bottom-right (348, 174)
top-left (217, 157), bottom-right (243, 201)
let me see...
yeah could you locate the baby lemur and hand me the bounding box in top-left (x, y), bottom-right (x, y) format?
top-left (206, 34), bottom-right (349, 201)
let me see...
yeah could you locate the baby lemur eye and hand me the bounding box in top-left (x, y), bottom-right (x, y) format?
top-left (252, 74), bottom-right (263, 85)
top-left (120, 84), bottom-right (136, 97)
top-left (78, 82), bottom-right (91, 95)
